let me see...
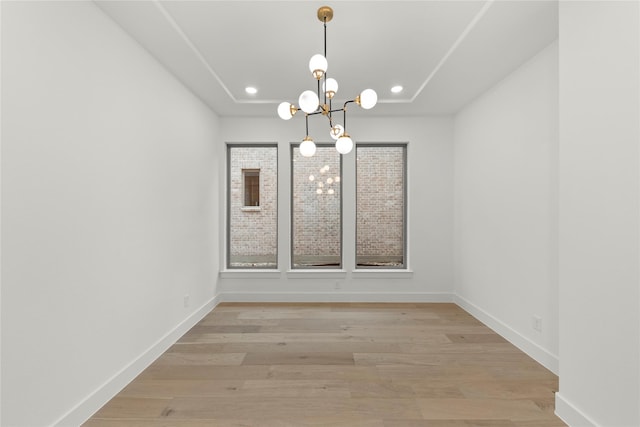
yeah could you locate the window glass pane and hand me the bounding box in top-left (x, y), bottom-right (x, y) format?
top-left (228, 146), bottom-right (277, 268)
top-left (292, 145), bottom-right (341, 268)
top-left (356, 145), bottom-right (406, 268)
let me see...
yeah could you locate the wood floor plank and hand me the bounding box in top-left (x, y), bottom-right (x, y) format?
top-left (458, 379), bottom-right (558, 399)
top-left (85, 419), bottom-right (385, 427)
top-left (242, 351), bottom-right (355, 365)
top-left (152, 352), bottom-right (246, 366)
top-left (221, 341), bottom-right (404, 354)
top-left (354, 352), bottom-right (446, 366)
top-left (179, 332), bottom-right (372, 344)
top-left (377, 364), bottom-right (495, 382)
top-left (84, 303), bottom-right (566, 426)
top-left (258, 318), bottom-right (350, 332)
top-left (84, 420), bottom-right (227, 427)
top-left (165, 343), bottom-right (226, 354)
top-left (345, 380), bottom-right (417, 398)
top-left (416, 398), bottom-right (554, 421)
top-left (267, 364), bottom-right (382, 381)
top-left (180, 324), bottom-right (262, 335)
top-left (90, 397), bottom-right (171, 419)
top-left (138, 365), bottom-right (270, 381)
top-left (399, 342), bottom-right (522, 354)
top-left (383, 421), bottom-right (516, 427)
top-left (242, 379), bottom-right (352, 398)
top-left (117, 379), bottom-right (245, 398)
top-left (162, 396), bottom-right (422, 420)
top-left (447, 333), bottom-right (509, 344)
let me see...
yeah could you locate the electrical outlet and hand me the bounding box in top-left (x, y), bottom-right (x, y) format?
top-left (532, 315), bottom-right (542, 332)
top-left (334, 281), bottom-right (341, 290)
top-left (184, 294), bottom-right (190, 308)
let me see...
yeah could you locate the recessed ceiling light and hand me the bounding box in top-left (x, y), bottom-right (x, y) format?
top-left (391, 85), bottom-right (403, 94)
top-left (245, 86), bottom-right (258, 95)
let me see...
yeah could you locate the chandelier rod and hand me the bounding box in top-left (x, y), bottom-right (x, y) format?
top-left (324, 18), bottom-right (327, 58)
top-left (322, 18), bottom-right (328, 108)
top-left (323, 17), bottom-right (330, 122)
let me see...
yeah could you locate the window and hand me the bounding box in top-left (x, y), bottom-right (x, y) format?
top-left (291, 144), bottom-right (341, 268)
top-left (243, 169), bottom-right (260, 207)
top-left (227, 145), bottom-right (277, 269)
top-left (356, 144), bottom-right (407, 268)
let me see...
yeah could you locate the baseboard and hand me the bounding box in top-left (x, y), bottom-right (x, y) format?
top-left (219, 291), bottom-right (454, 303)
top-left (453, 294), bottom-right (559, 375)
top-left (52, 294), bottom-right (221, 427)
top-left (555, 392), bottom-right (599, 427)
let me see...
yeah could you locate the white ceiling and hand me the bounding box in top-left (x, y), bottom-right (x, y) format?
top-left (95, 0), bottom-right (558, 117)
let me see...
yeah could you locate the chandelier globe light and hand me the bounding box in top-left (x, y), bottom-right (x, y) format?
top-left (335, 133), bottom-right (353, 155)
top-left (298, 90), bottom-right (320, 114)
top-left (309, 54), bottom-right (328, 79)
top-left (357, 89), bottom-right (378, 110)
top-left (277, 102), bottom-right (296, 120)
top-left (277, 5), bottom-right (378, 156)
top-left (323, 78), bottom-right (339, 99)
top-left (299, 136), bottom-right (317, 158)
top-left (330, 124), bottom-right (344, 140)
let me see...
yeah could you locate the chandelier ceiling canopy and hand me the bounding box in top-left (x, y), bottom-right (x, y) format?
top-left (277, 5), bottom-right (378, 157)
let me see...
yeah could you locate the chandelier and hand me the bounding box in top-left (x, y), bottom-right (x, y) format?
top-left (277, 5), bottom-right (378, 157)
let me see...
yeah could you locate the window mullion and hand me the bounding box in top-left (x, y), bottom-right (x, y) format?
top-left (342, 148), bottom-right (357, 272)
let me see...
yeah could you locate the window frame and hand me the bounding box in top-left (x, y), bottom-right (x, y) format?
top-left (290, 142), bottom-right (343, 270)
top-left (355, 143), bottom-right (408, 270)
top-left (226, 143), bottom-right (278, 270)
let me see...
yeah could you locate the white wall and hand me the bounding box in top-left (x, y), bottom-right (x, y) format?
top-left (218, 116), bottom-right (454, 301)
top-left (453, 41), bottom-right (559, 373)
top-left (1, 2), bottom-right (221, 426)
top-left (556, 2), bottom-right (640, 426)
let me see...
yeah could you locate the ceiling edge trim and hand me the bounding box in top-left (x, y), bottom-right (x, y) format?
top-left (411, 0), bottom-right (495, 102)
top-left (153, 0), bottom-right (237, 102)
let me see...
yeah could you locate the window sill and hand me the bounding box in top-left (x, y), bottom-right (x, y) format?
top-left (219, 270), bottom-right (281, 279)
top-left (351, 269), bottom-right (414, 279)
top-left (241, 207), bottom-right (262, 212)
top-left (286, 269), bottom-right (348, 279)
top-left (219, 269), bottom-right (413, 279)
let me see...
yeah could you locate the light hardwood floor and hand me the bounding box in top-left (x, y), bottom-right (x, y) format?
top-left (84, 303), bottom-right (567, 426)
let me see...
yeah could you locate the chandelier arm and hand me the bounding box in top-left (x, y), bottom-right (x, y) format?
top-left (305, 114), bottom-right (309, 136)
top-left (343, 108), bottom-right (347, 132)
top-left (342, 100), bottom-right (355, 131)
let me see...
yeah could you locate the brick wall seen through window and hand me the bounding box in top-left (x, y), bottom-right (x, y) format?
top-left (227, 145), bottom-right (277, 269)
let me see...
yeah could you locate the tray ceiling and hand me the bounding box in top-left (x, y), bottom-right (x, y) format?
top-left (96, 0), bottom-right (558, 117)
